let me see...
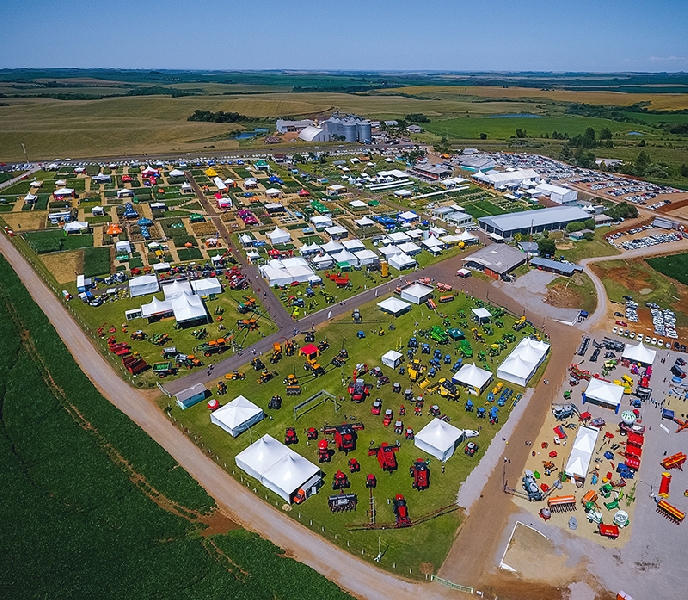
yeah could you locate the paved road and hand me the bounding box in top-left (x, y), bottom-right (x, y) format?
top-left (0, 230), bottom-right (459, 600)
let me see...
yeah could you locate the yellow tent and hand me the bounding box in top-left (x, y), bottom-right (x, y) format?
top-left (205, 167), bottom-right (218, 177)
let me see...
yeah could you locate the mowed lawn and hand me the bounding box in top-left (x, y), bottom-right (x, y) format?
top-left (647, 253), bottom-right (688, 286)
top-left (424, 115), bottom-right (654, 141)
top-left (162, 290), bottom-right (545, 577)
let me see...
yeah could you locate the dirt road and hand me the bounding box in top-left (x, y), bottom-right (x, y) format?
top-left (0, 233), bottom-right (463, 600)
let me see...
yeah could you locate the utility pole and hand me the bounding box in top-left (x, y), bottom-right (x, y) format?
top-left (21, 142), bottom-right (29, 168)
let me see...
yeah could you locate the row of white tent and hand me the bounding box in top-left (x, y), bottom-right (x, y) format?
top-left (496, 337), bottom-right (551, 387)
top-left (259, 257), bottom-right (321, 287)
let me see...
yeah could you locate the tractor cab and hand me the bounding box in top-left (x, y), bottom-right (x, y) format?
top-left (366, 474), bottom-right (377, 488)
top-left (332, 470), bottom-right (350, 490)
top-left (464, 442), bottom-right (479, 457)
top-left (323, 422), bottom-right (364, 454)
top-left (383, 408), bottom-right (394, 426)
top-left (410, 459), bottom-right (430, 491)
top-left (368, 442), bottom-right (400, 472)
top-left (348, 458), bottom-right (361, 473)
top-left (393, 494), bottom-right (411, 527)
top-left (268, 395), bottom-right (282, 409)
top-left (477, 407), bottom-right (486, 419)
top-left (429, 405), bottom-right (441, 417)
top-left (306, 427), bottom-right (318, 440)
top-left (317, 439), bottom-right (330, 463)
top-left (285, 427), bottom-right (298, 445)
top-left (251, 357), bottom-right (265, 371)
top-left (371, 398), bottom-right (382, 415)
top-left (348, 378), bottom-right (371, 403)
top-left (405, 427), bottom-right (414, 440)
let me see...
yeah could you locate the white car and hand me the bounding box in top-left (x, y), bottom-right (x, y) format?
top-left (637, 334), bottom-right (643, 342)
top-left (612, 327), bottom-right (618, 334)
top-left (630, 332), bottom-right (636, 339)
top-left (651, 337), bottom-right (658, 346)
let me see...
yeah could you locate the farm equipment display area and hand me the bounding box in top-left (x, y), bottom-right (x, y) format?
top-left (163, 288), bottom-right (546, 574)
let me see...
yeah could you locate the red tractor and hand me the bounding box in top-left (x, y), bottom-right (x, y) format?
top-left (465, 442), bottom-right (479, 457)
top-left (368, 442), bottom-right (400, 472)
top-left (383, 408), bottom-right (394, 427)
top-left (366, 474), bottom-right (377, 488)
top-left (306, 427), bottom-right (318, 440)
top-left (332, 470), bottom-right (350, 490)
top-left (323, 422), bottom-right (365, 454)
top-left (348, 378), bottom-right (371, 402)
top-left (318, 439), bottom-right (331, 463)
top-left (371, 398), bottom-right (382, 415)
top-left (393, 494), bottom-right (412, 527)
top-left (405, 427), bottom-right (414, 440)
top-left (394, 420), bottom-right (403, 434)
top-left (348, 458), bottom-right (361, 473)
top-left (285, 427), bottom-right (298, 445)
top-left (410, 459), bottom-right (430, 491)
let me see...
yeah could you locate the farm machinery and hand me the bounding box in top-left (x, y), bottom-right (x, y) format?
top-left (304, 358), bottom-right (325, 377)
top-left (257, 370), bottom-right (278, 384)
top-left (369, 442), bottom-right (400, 472)
top-left (270, 342), bottom-right (282, 364)
top-left (251, 357), bottom-right (265, 371)
top-left (332, 470), bottom-right (351, 490)
top-left (175, 354), bottom-right (202, 369)
top-left (464, 442), bottom-right (479, 457)
top-left (323, 422), bottom-right (364, 454)
top-left (348, 378), bottom-right (371, 402)
top-left (268, 395), bottom-right (282, 409)
top-left (237, 296), bottom-right (257, 314)
top-left (195, 338), bottom-right (228, 357)
top-left (393, 494), bottom-right (411, 527)
top-left (328, 492), bottom-right (358, 513)
top-left (284, 339), bottom-right (295, 356)
top-left (149, 333), bottom-right (170, 346)
top-left (152, 361), bottom-right (175, 378)
top-left (130, 330), bottom-right (147, 341)
top-left (237, 319), bottom-right (258, 331)
top-left (410, 459), bottom-right (430, 491)
top-left (216, 381), bottom-right (227, 395)
top-left (225, 371), bottom-right (245, 380)
top-left (285, 427), bottom-right (298, 445)
top-left (513, 316), bottom-right (527, 331)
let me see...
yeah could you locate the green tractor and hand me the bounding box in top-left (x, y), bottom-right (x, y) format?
top-left (459, 340), bottom-right (473, 359)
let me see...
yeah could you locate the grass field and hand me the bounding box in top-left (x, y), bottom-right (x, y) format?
top-left (647, 253), bottom-right (688, 286)
top-left (162, 289), bottom-right (544, 577)
top-left (555, 228), bottom-right (620, 263)
top-left (0, 254), bottom-right (352, 600)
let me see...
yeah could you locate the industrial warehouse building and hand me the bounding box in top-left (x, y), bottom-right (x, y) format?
top-left (463, 244), bottom-right (526, 279)
top-left (531, 182), bottom-right (578, 204)
top-left (478, 206), bottom-right (590, 239)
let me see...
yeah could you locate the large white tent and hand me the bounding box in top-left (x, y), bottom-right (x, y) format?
top-left (335, 249), bottom-right (359, 266)
top-left (312, 254), bottom-right (334, 269)
top-left (400, 283), bottom-right (434, 304)
top-left (415, 419), bottom-right (466, 462)
top-left (259, 258), bottom-right (317, 286)
top-left (622, 341), bottom-right (657, 366)
top-left (140, 296), bottom-right (173, 319)
top-left (260, 265), bottom-right (293, 287)
top-left (564, 426), bottom-right (600, 480)
top-left (388, 252), bottom-right (417, 271)
top-left (422, 237), bottom-right (444, 254)
top-left (321, 240), bottom-right (344, 254)
top-left (311, 216), bottom-right (333, 229)
top-left (377, 296), bottom-right (411, 316)
top-left (453, 363), bottom-right (493, 394)
top-left (354, 216), bottom-right (375, 227)
top-left (171, 294), bottom-right (207, 323)
top-left (355, 249), bottom-right (379, 266)
top-left (342, 239), bottom-right (366, 252)
top-left (191, 278), bottom-right (222, 296)
top-left (163, 279), bottom-right (192, 300)
top-left (378, 244), bottom-right (402, 257)
top-left (388, 231), bottom-right (411, 244)
top-left (268, 227), bottom-right (291, 245)
top-left (210, 395), bottom-right (264, 437)
top-left (497, 338), bottom-right (550, 387)
top-left (381, 350), bottom-right (403, 369)
top-left (582, 378), bottom-right (624, 414)
top-left (235, 434), bottom-right (322, 503)
top-left (397, 241), bottom-right (421, 256)
top-left (129, 275), bottom-right (159, 297)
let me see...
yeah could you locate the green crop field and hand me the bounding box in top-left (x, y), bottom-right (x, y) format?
top-left (83, 246), bottom-right (112, 277)
top-left (164, 290), bottom-right (546, 577)
top-left (0, 254), bottom-right (352, 600)
top-left (647, 253), bottom-right (688, 286)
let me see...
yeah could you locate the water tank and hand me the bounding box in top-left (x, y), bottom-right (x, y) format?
top-left (357, 121), bottom-right (372, 143)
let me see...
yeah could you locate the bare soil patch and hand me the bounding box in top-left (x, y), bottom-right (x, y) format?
top-left (3, 211), bottom-right (47, 231)
top-left (40, 250), bottom-right (83, 284)
top-left (545, 284), bottom-right (581, 309)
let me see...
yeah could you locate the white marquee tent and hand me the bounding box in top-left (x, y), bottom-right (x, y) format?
top-left (355, 216), bottom-right (375, 227)
top-left (381, 350), bottom-right (403, 369)
top-left (140, 296), bottom-right (173, 319)
top-left (377, 296), bottom-right (411, 316)
top-left (129, 275), bottom-right (159, 298)
top-left (355, 249), bottom-right (379, 266)
top-left (268, 227), bottom-right (291, 245)
top-left (453, 363), bottom-right (493, 394)
top-left (564, 426), bottom-right (600, 480)
top-left (191, 278), bottom-right (222, 296)
top-left (415, 419), bottom-right (466, 462)
top-left (171, 294), bottom-right (207, 323)
top-left (388, 252), bottom-right (417, 271)
top-left (342, 239), bottom-right (366, 252)
top-left (397, 241), bottom-right (421, 256)
top-left (622, 341), bottom-right (657, 366)
top-left (321, 240), bottom-right (344, 254)
top-left (163, 279), bottom-right (192, 300)
top-left (312, 254), bottom-right (334, 269)
top-left (582, 378), bottom-right (625, 414)
top-left (400, 283), bottom-right (433, 304)
top-left (388, 231), bottom-right (411, 244)
top-left (497, 338), bottom-right (550, 387)
top-left (378, 244), bottom-right (402, 257)
top-left (210, 395), bottom-right (264, 437)
top-left (235, 434), bottom-right (322, 503)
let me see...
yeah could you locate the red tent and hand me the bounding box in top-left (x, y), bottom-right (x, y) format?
top-left (298, 189), bottom-right (310, 197)
top-left (299, 344), bottom-right (319, 359)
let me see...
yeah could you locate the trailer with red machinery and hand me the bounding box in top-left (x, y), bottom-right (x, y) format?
top-left (323, 422), bottom-right (364, 454)
top-left (662, 452), bottom-right (687, 471)
top-left (598, 524), bottom-right (620, 539)
top-left (410, 459), bottom-right (430, 491)
top-left (368, 442), bottom-right (400, 472)
top-left (393, 494), bottom-right (412, 527)
top-left (122, 355), bottom-right (148, 375)
top-left (656, 499), bottom-right (685, 524)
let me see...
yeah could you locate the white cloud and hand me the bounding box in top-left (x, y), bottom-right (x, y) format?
top-left (648, 55), bottom-right (687, 62)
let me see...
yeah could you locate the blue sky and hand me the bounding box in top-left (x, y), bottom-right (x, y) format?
top-left (1, 0), bottom-right (687, 72)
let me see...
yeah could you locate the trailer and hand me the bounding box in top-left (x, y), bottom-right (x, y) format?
top-left (656, 499), bottom-right (685, 524)
top-left (547, 495), bottom-right (577, 512)
top-left (662, 452), bottom-right (687, 471)
top-left (328, 493), bottom-right (357, 513)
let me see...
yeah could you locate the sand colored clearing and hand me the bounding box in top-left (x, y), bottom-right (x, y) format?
top-left (3, 211), bottom-right (47, 231)
top-left (39, 250), bottom-right (82, 284)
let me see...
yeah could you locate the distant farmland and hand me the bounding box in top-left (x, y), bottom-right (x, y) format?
top-left (647, 253), bottom-right (688, 286)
